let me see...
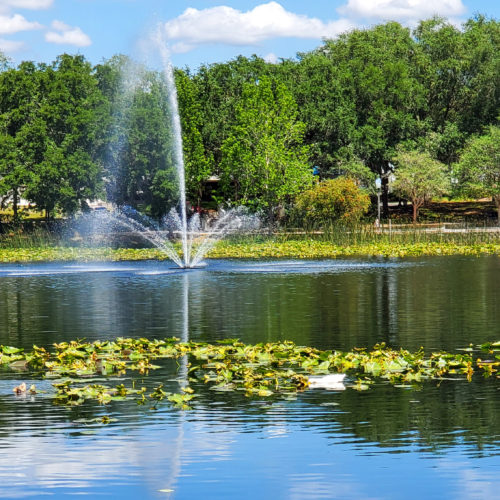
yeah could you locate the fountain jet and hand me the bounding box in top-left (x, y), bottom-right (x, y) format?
top-left (76, 30), bottom-right (260, 268)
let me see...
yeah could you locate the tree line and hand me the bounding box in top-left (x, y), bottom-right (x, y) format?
top-left (0, 15), bottom-right (499, 223)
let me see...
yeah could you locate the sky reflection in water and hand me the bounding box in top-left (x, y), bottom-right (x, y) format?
top-left (0, 257), bottom-right (499, 498)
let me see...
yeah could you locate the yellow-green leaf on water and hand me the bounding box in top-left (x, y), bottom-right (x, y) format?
top-left (257, 388), bottom-right (273, 397)
top-left (0, 336), bottom-right (496, 411)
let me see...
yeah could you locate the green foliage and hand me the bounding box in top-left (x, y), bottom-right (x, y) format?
top-left (220, 76), bottom-right (311, 219)
top-left (34, 55), bottom-right (105, 217)
top-left (456, 125), bottom-right (500, 221)
top-left (194, 55), bottom-right (274, 167)
top-left (322, 22), bottom-right (426, 175)
top-left (0, 62), bottom-right (44, 218)
top-left (2, 225), bottom-right (500, 262)
top-left (413, 17), bottom-right (467, 130)
top-left (333, 157), bottom-right (377, 193)
top-left (0, 55), bottom-right (105, 218)
top-left (2, 337), bottom-right (498, 412)
top-left (392, 150), bottom-right (451, 222)
top-left (415, 122), bottom-right (466, 166)
top-left (294, 177), bottom-right (370, 227)
top-left (278, 17), bottom-right (498, 214)
top-left (1, 15), bottom-right (499, 222)
top-left (414, 16), bottom-right (500, 135)
top-left (175, 68), bottom-right (212, 206)
top-left (280, 51), bottom-right (356, 173)
top-left (208, 236), bottom-right (500, 259)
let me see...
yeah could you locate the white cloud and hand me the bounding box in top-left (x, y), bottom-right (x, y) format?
top-left (163, 2), bottom-right (354, 53)
top-left (338, 0), bottom-right (466, 22)
top-left (0, 1), bottom-right (51, 55)
top-left (0, 36), bottom-right (24, 52)
top-left (2, 0), bottom-right (53, 8)
top-left (45, 20), bottom-right (91, 47)
top-left (0, 0), bottom-right (53, 14)
top-left (0, 13), bottom-right (41, 34)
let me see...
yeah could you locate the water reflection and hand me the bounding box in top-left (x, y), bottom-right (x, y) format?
top-left (2, 256), bottom-right (499, 351)
top-left (0, 384), bottom-right (498, 498)
top-left (0, 257), bottom-right (499, 497)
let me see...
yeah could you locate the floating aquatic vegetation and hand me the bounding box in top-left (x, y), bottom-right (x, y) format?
top-left (1, 239), bottom-right (500, 263)
top-left (1, 339), bottom-right (498, 410)
top-left (209, 240), bottom-right (500, 259)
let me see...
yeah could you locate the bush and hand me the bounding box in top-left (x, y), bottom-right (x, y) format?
top-left (294, 177), bottom-right (370, 227)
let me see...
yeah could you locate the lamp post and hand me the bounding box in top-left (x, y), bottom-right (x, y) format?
top-left (375, 177), bottom-right (382, 226)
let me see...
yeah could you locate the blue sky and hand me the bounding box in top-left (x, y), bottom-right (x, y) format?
top-left (0, 0), bottom-right (498, 70)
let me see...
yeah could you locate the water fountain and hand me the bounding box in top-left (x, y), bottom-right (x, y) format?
top-left (79, 204), bottom-right (258, 269)
top-left (79, 34), bottom-right (259, 269)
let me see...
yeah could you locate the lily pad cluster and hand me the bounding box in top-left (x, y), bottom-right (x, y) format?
top-left (210, 240), bottom-right (500, 259)
top-left (1, 338), bottom-right (499, 410)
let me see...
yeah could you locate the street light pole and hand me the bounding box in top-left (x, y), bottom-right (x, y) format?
top-left (375, 177), bottom-right (382, 227)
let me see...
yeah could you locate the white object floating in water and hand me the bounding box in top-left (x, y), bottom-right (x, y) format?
top-left (308, 374), bottom-right (347, 390)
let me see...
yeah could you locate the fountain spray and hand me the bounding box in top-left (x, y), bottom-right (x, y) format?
top-left (76, 29), bottom-right (260, 269)
top-left (156, 30), bottom-right (190, 268)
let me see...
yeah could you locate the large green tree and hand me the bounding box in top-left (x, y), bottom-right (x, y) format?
top-left (309, 22), bottom-right (426, 214)
top-left (0, 55), bottom-right (105, 219)
top-left (413, 16), bottom-right (499, 136)
top-left (220, 76), bottom-right (311, 222)
top-left (0, 61), bottom-right (45, 218)
top-left (392, 150), bottom-right (450, 223)
top-left (26, 55), bottom-right (105, 217)
top-left (175, 68), bottom-right (212, 207)
top-left (194, 55), bottom-right (274, 169)
top-left (278, 52), bottom-right (356, 175)
top-left (456, 125), bottom-right (500, 222)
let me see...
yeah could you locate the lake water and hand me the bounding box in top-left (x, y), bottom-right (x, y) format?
top-left (0, 256), bottom-right (499, 499)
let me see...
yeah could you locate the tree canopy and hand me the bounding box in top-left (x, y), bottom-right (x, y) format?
top-left (0, 55), bottom-right (105, 219)
top-left (392, 150), bottom-right (451, 222)
top-left (0, 14), bottom-right (498, 223)
top-left (456, 125), bottom-right (500, 221)
top-left (220, 76), bottom-right (311, 221)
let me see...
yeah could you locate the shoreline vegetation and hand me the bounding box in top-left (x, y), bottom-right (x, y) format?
top-left (2, 200), bottom-right (500, 262)
top-left (1, 201), bottom-right (500, 263)
top-left (1, 236), bottom-right (500, 263)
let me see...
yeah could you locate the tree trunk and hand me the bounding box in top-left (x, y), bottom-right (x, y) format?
top-left (494, 195), bottom-right (500, 226)
top-left (412, 198), bottom-right (424, 225)
top-left (12, 189), bottom-right (18, 220)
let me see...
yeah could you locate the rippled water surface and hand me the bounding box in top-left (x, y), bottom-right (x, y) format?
top-left (0, 256), bottom-right (499, 498)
